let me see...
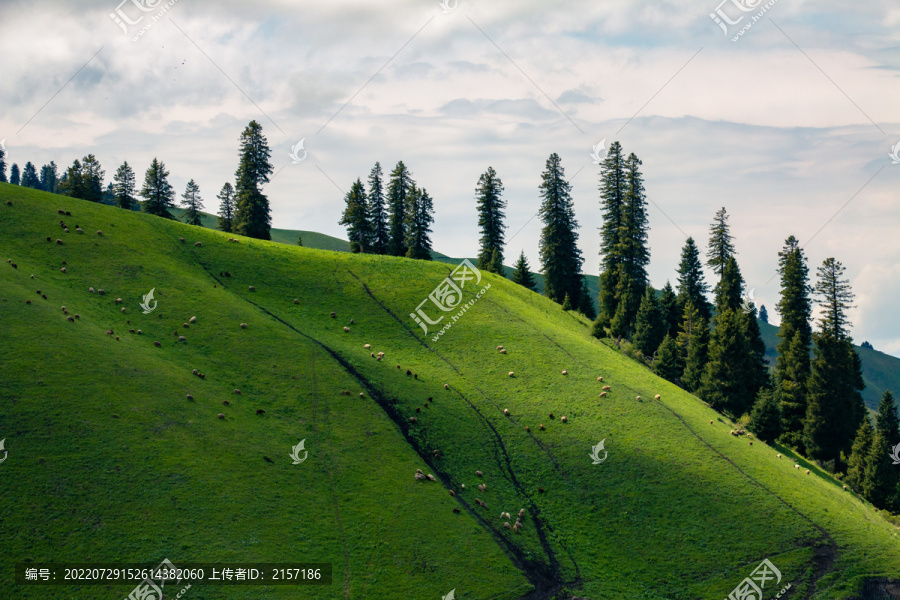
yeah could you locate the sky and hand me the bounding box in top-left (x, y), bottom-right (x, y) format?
top-left (1, 0), bottom-right (898, 356)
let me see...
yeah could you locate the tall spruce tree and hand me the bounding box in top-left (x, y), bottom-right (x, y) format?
top-left (748, 387), bottom-right (782, 442)
top-left (112, 161), bottom-right (136, 210)
top-left (367, 162), bottom-right (389, 254)
top-left (872, 390), bottom-right (900, 509)
top-left (59, 160), bottom-right (84, 198)
top-left (339, 178), bottom-right (371, 253)
top-left (404, 186), bottom-right (434, 260)
top-left (475, 166), bottom-right (506, 273)
top-left (597, 141), bottom-right (626, 328)
top-left (139, 158), bottom-right (176, 219)
top-left (577, 279), bottom-right (597, 320)
top-left (802, 258), bottom-right (865, 464)
top-left (387, 161), bottom-right (413, 256)
top-left (875, 390), bottom-right (900, 449)
top-left (864, 432), bottom-right (894, 508)
top-left (10, 163), bottom-right (20, 185)
top-left (181, 179), bottom-right (204, 226)
top-left (612, 152), bottom-right (650, 335)
top-left (676, 299), bottom-right (703, 379)
top-left (81, 154), bottom-right (105, 202)
top-left (659, 281), bottom-right (680, 339)
top-left (233, 120), bottom-right (273, 240)
top-left (511, 251), bottom-right (536, 291)
top-left (845, 420), bottom-right (874, 490)
top-left (538, 153), bottom-right (583, 305)
top-left (632, 286), bottom-right (664, 357)
top-left (676, 237), bottom-right (711, 321)
top-left (21, 162), bottom-right (41, 189)
top-left (700, 307), bottom-right (750, 416)
top-left (654, 334), bottom-right (682, 383)
top-left (682, 311), bottom-right (710, 394)
top-left (759, 305), bottom-right (768, 323)
top-left (707, 206), bottom-right (736, 280)
top-left (216, 183), bottom-right (236, 232)
top-left (40, 162), bottom-right (58, 194)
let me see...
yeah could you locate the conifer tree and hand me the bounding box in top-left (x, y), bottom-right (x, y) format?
top-left (873, 390), bottom-right (900, 509)
top-left (803, 258), bottom-right (865, 464)
top-left (654, 334), bottom-right (681, 383)
top-left (610, 263), bottom-right (641, 339)
top-left (139, 158), bottom-right (176, 219)
top-left (562, 294), bottom-right (574, 311)
top-left (475, 166), bottom-right (506, 273)
top-left (875, 390), bottom-right (900, 449)
top-left (597, 141), bottom-right (626, 328)
top-left (59, 160), bottom-right (83, 198)
top-left (216, 183), bottom-right (236, 232)
top-left (339, 178), bottom-right (371, 253)
top-left (676, 237), bottom-right (711, 320)
top-left (610, 152), bottom-right (651, 334)
top-left (367, 162), bottom-right (389, 254)
top-left (511, 251), bottom-right (536, 291)
top-left (715, 256), bottom-right (743, 314)
top-left (707, 206), bottom-right (736, 280)
top-left (387, 161), bottom-right (413, 256)
top-left (233, 120), bottom-right (273, 240)
top-left (700, 308), bottom-right (750, 416)
top-left (180, 179), bottom-right (204, 226)
top-left (577, 279), bottom-right (597, 320)
top-left (748, 387), bottom-right (782, 442)
top-left (845, 420), bottom-right (873, 490)
top-left (489, 248), bottom-right (504, 276)
top-left (0, 145), bottom-right (7, 182)
top-left (632, 286), bottom-right (664, 357)
top-left (40, 162), bottom-right (58, 194)
top-left (538, 153), bottom-right (583, 305)
top-left (404, 185), bottom-right (434, 260)
top-left (863, 433), bottom-right (894, 508)
top-left (21, 162), bottom-right (41, 189)
top-left (659, 281), bottom-right (680, 339)
top-left (759, 305), bottom-right (768, 323)
top-left (741, 305), bottom-right (770, 401)
top-left (10, 163), bottom-right (20, 185)
top-left (681, 311), bottom-right (710, 394)
top-left (80, 154), bottom-right (104, 202)
top-left (112, 161), bottom-right (136, 210)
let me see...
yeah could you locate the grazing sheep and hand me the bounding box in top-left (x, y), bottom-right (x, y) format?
top-left (61, 306), bottom-right (66, 311)
top-left (65, 211), bottom-right (71, 216)
top-left (415, 472), bottom-right (426, 481)
top-left (359, 393), bottom-right (364, 398)
top-left (218, 413), bottom-right (225, 419)
top-left (636, 396), bottom-right (642, 401)
top-left (56, 239), bottom-right (63, 245)
top-left (64, 228), bottom-right (69, 233)
top-left (186, 394), bottom-right (194, 400)
top-left (549, 413), bottom-right (554, 419)
top-left (806, 470), bottom-right (810, 475)
top-left (76, 228), bottom-right (83, 234)
top-left (199, 373), bottom-right (204, 379)
top-left (503, 409), bottom-right (509, 416)
top-left (539, 424), bottom-right (545, 431)
top-left (129, 329), bottom-right (135, 334)
top-left (234, 389), bottom-right (242, 395)
top-left (795, 464), bottom-right (800, 469)
top-left (26, 300), bottom-right (31, 304)
top-left (508, 372), bottom-right (514, 377)
top-left (600, 392), bottom-right (607, 398)
top-left (194, 242), bottom-right (201, 247)
top-left (41, 294), bottom-right (47, 299)
top-left (192, 369), bottom-right (199, 375)
top-left (248, 285), bottom-right (255, 292)
top-left (503, 522), bottom-right (511, 529)
top-left (513, 523), bottom-right (521, 533)
top-left (476, 470), bottom-right (483, 477)
top-left (477, 484), bottom-right (486, 492)
top-left (240, 323), bottom-right (247, 328)
top-left (189, 316), bottom-right (197, 323)
top-left (178, 336), bottom-right (186, 342)
top-left (449, 490), bottom-right (456, 497)
top-left (842, 485), bottom-right (847, 490)
top-left (330, 312), bottom-right (336, 318)
top-left (98, 289), bottom-right (105, 295)
top-left (364, 344), bottom-right (371, 349)
top-left (602, 385), bottom-right (611, 391)
top-left (121, 308), bottom-right (126, 313)
top-left (561, 416), bottom-right (568, 423)
top-left (371, 353), bottom-right (375, 358)
top-left (224, 271), bottom-right (231, 277)
top-left (222, 400), bottom-right (230, 406)
top-left (183, 323), bottom-right (190, 328)
top-left (377, 352), bottom-right (384, 357)
top-left (97, 231), bottom-right (103, 236)
top-left (414, 373), bottom-right (418, 379)
top-left (525, 426), bottom-right (530, 432)
top-left (58, 209), bottom-right (64, 214)
top-left (776, 454), bottom-right (781, 459)
top-left (409, 417), bottom-right (418, 424)
top-left (461, 484), bottom-right (465, 489)
top-left (256, 409), bottom-right (265, 415)
top-left (444, 384), bottom-right (449, 390)
top-left (562, 370), bottom-right (567, 375)
top-left (293, 299), bottom-right (299, 304)
top-left (426, 474), bottom-right (436, 482)
top-left (67, 316), bottom-right (74, 322)
top-left (350, 319), bottom-right (354, 324)
top-left (136, 329), bottom-right (141, 334)
top-left (499, 349), bottom-right (507, 354)
top-left (710, 420), bottom-right (714, 425)
top-left (107, 329), bottom-right (114, 335)
top-left (749, 441), bottom-right (753, 446)
top-left (180, 238), bottom-right (185, 242)
top-left (60, 267), bottom-right (66, 273)
top-left (518, 509), bottom-right (525, 517)
top-left (538, 487), bottom-right (545, 494)
top-left (597, 376), bottom-right (603, 382)
top-left (453, 508), bottom-right (461, 514)
top-left (747, 433), bottom-right (753, 438)
top-left (343, 326), bottom-right (350, 332)
top-left (154, 340), bottom-right (161, 346)
top-left (654, 394), bottom-right (661, 400)
top-left (89, 287), bottom-right (95, 293)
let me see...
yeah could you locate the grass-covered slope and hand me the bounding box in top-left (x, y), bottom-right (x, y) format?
top-left (1, 183), bottom-right (898, 600)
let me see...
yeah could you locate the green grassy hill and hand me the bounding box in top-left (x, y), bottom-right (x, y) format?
top-left (3, 184), bottom-right (898, 599)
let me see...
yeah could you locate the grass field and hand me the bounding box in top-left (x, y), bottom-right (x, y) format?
top-left (2, 183), bottom-right (899, 599)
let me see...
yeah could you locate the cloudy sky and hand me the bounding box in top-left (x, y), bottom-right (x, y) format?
top-left (1, 0), bottom-right (898, 355)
